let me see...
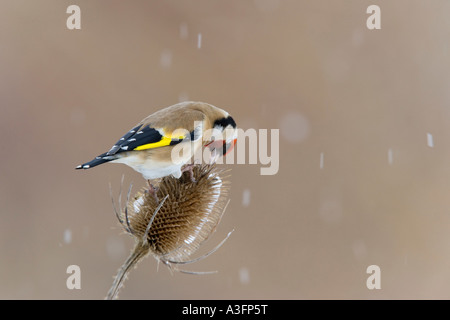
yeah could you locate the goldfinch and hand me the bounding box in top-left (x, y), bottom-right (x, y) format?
top-left (76, 101), bottom-right (237, 180)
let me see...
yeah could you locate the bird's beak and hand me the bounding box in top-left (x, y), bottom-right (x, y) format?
top-left (205, 138), bottom-right (237, 156)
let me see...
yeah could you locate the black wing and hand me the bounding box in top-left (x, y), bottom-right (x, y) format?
top-left (76, 124), bottom-right (197, 170)
top-left (106, 124), bottom-right (193, 156)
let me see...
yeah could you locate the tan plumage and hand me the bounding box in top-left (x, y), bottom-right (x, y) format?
top-left (76, 101), bottom-right (238, 180)
top-left (138, 101), bottom-right (224, 133)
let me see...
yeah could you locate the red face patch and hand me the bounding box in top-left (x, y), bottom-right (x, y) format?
top-left (205, 138), bottom-right (237, 156)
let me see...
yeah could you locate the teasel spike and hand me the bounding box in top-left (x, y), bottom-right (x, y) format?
top-left (106, 164), bottom-right (232, 299)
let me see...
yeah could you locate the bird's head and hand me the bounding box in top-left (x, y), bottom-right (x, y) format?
top-left (204, 115), bottom-right (238, 158)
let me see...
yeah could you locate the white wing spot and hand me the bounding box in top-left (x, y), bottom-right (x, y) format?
top-left (128, 138), bottom-right (136, 142)
top-left (121, 146), bottom-right (129, 151)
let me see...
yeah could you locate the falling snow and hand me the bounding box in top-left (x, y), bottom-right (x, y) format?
top-left (160, 49), bottom-right (172, 68)
top-left (318, 198), bottom-right (342, 223)
top-left (63, 229), bottom-right (72, 244)
top-left (239, 267), bottom-right (250, 285)
top-left (179, 23), bottom-right (188, 39)
top-left (352, 28), bottom-right (364, 47)
top-left (279, 112), bottom-right (310, 143)
top-left (242, 189), bottom-right (251, 207)
top-left (352, 239), bottom-right (367, 261)
top-left (319, 152), bottom-right (324, 169)
top-left (427, 132), bottom-right (434, 148)
top-left (197, 33), bottom-right (202, 49)
top-left (106, 237), bottom-right (126, 260)
top-left (178, 91), bottom-right (189, 103)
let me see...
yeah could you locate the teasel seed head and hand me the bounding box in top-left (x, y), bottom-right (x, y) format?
top-left (106, 164), bottom-right (232, 300)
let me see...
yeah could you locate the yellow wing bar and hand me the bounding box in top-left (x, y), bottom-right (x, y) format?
top-left (133, 134), bottom-right (186, 151)
top-left (133, 136), bottom-right (172, 150)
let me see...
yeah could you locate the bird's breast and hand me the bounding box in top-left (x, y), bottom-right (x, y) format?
top-left (111, 141), bottom-right (201, 180)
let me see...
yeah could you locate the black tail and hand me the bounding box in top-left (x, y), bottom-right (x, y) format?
top-left (75, 152), bottom-right (113, 170)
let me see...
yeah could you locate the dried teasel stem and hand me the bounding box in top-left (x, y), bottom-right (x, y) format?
top-left (106, 191), bottom-right (167, 300)
top-left (105, 241), bottom-right (150, 300)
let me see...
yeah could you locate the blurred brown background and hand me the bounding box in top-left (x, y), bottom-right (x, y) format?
top-left (1, 0), bottom-right (450, 299)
